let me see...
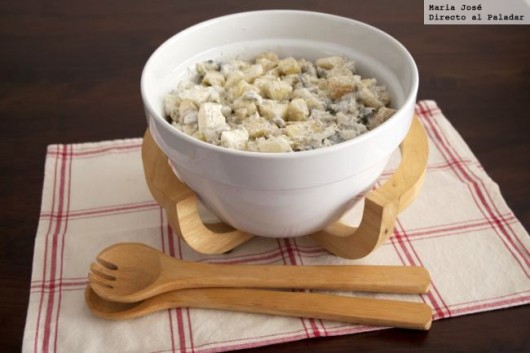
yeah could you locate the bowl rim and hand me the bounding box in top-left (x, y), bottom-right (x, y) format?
top-left (141, 9), bottom-right (419, 160)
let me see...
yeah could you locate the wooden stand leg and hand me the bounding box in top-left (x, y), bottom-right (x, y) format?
top-left (176, 195), bottom-right (253, 254)
top-left (142, 131), bottom-right (252, 254)
top-left (309, 117), bottom-right (428, 258)
top-left (142, 116), bottom-right (428, 258)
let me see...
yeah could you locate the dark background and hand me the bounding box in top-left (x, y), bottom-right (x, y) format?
top-left (1, 1), bottom-right (529, 352)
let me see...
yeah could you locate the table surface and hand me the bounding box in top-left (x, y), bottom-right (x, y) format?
top-left (1, 0), bottom-right (529, 352)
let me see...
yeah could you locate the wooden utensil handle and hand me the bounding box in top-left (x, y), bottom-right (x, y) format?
top-left (165, 257), bottom-right (430, 294)
top-left (174, 288), bottom-right (433, 330)
top-left (223, 264), bottom-right (431, 294)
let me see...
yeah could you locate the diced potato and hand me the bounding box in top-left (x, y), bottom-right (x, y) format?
top-left (220, 60), bottom-right (249, 76)
top-left (286, 98), bottom-right (309, 121)
top-left (196, 60), bottom-right (219, 76)
top-left (298, 59), bottom-right (316, 76)
top-left (253, 76), bottom-right (273, 94)
top-left (340, 125), bottom-right (367, 140)
top-left (178, 99), bottom-right (196, 115)
top-left (330, 93), bottom-right (358, 115)
top-left (228, 80), bottom-right (260, 101)
top-left (234, 99), bottom-right (257, 119)
top-left (292, 88), bottom-right (325, 110)
top-left (284, 122), bottom-right (307, 141)
top-left (316, 56), bottom-right (345, 69)
top-left (278, 57), bottom-right (301, 75)
top-left (242, 64), bottom-right (264, 83)
top-left (285, 120), bottom-right (327, 143)
top-left (164, 94), bottom-right (180, 121)
top-left (256, 52), bottom-right (279, 62)
top-left (297, 73), bottom-right (320, 89)
top-left (242, 91), bottom-right (263, 105)
top-left (202, 71), bottom-right (225, 87)
top-left (266, 67), bottom-right (281, 78)
top-left (198, 102), bottom-right (229, 141)
top-left (256, 136), bottom-right (293, 153)
top-left (191, 130), bottom-right (205, 141)
top-left (327, 61), bottom-right (355, 78)
top-left (229, 60), bottom-right (251, 70)
top-left (282, 74), bottom-right (300, 87)
top-left (221, 105), bottom-right (232, 118)
top-left (358, 86), bottom-right (384, 108)
top-left (358, 79), bottom-right (386, 108)
top-left (263, 79), bottom-right (293, 101)
top-left (225, 71), bottom-right (245, 87)
top-left (178, 86), bottom-right (222, 105)
top-left (368, 107), bottom-right (396, 129)
top-left (256, 57), bottom-right (277, 71)
top-left (310, 109), bottom-right (335, 122)
top-left (271, 116), bottom-right (286, 128)
top-left (312, 124), bottom-right (339, 141)
top-left (178, 99), bottom-right (198, 124)
top-left (375, 85), bottom-right (392, 106)
top-left (176, 79), bottom-right (196, 91)
top-left (182, 124), bottom-right (199, 137)
top-left (258, 100), bottom-right (288, 120)
top-left (221, 128), bottom-right (249, 150)
top-left (336, 112), bottom-right (356, 127)
top-left (242, 115), bottom-right (276, 138)
top-left (340, 129), bottom-right (358, 140)
top-left (316, 78), bottom-right (328, 90)
top-left (328, 75), bottom-right (356, 100)
top-left (342, 60), bottom-right (356, 74)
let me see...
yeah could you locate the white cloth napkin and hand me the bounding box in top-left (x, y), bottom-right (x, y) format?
top-left (23, 101), bottom-right (530, 353)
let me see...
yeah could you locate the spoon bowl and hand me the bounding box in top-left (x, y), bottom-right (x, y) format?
top-left (89, 244), bottom-right (161, 298)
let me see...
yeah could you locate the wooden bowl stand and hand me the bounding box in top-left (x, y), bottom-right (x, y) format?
top-left (142, 116), bottom-right (428, 259)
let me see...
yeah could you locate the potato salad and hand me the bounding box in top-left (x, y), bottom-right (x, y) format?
top-left (164, 52), bottom-right (396, 152)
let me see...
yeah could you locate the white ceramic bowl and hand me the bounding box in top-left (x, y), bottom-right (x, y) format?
top-left (141, 10), bottom-right (418, 238)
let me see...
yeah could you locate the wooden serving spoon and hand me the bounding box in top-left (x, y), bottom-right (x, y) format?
top-left (88, 242), bottom-right (430, 303)
top-left (85, 286), bottom-right (432, 330)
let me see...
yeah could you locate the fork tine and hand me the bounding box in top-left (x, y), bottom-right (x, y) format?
top-left (88, 271), bottom-right (114, 289)
top-left (90, 262), bottom-right (116, 281)
top-left (96, 255), bottom-right (118, 270)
